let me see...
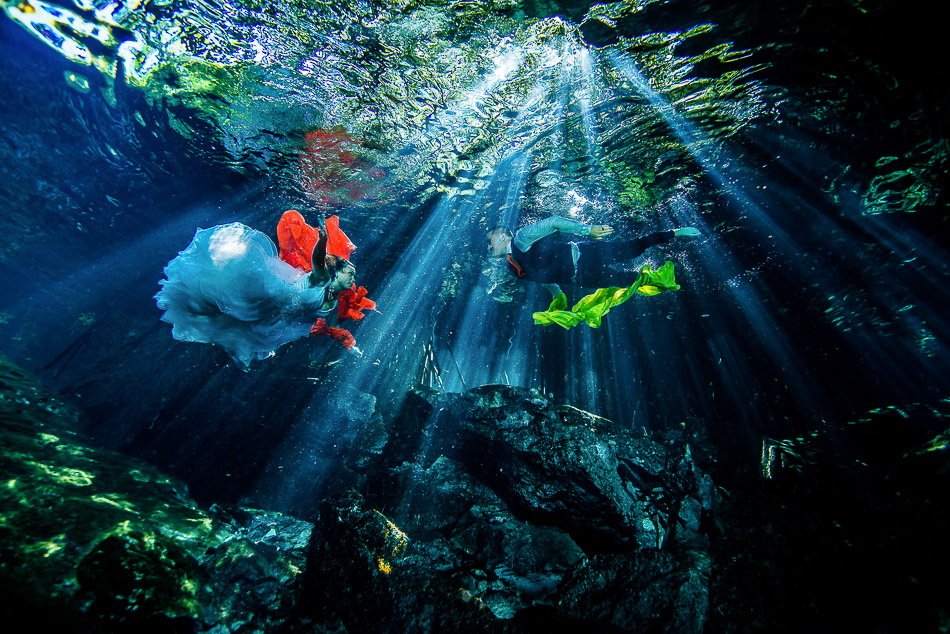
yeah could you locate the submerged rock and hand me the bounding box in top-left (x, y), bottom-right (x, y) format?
top-left (382, 385), bottom-right (715, 552)
top-left (555, 548), bottom-right (711, 633)
top-left (299, 489), bottom-right (508, 633)
top-left (382, 456), bottom-right (585, 620)
top-left (1, 353), bottom-right (719, 632)
top-left (297, 384), bottom-right (717, 631)
top-left (0, 353), bottom-right (311, 631)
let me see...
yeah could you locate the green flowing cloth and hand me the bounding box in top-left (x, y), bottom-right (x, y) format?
top-left (532, 261), bottom-right (680, 329)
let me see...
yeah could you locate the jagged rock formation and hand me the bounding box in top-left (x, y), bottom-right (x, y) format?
top-left (2, 352), bottom-right (717, 632)
top-left (298, 385), bottom-right (716, 632)
top-left (0, 353), bottom-right (311, 631)
top-left (7, 348), bottom-right (946, 632)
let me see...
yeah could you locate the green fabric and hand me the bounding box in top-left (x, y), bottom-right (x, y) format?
top-left (532, 261), bottom-right (680, 329)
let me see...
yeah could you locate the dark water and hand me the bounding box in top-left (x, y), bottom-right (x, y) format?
top-left (1, 0), bottom-right (948, 624)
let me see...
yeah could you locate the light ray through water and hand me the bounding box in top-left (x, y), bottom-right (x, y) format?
top-left (248, 57), bottom-right (557, 503)
top-left (604, 51), bottom-right (841, 416)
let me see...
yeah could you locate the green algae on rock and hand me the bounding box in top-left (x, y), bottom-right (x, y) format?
top-left (0, 353), bottom-right (311, 630)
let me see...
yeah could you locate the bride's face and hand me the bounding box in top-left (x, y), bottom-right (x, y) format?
top-left (333, 265), bottom-right (356, 290)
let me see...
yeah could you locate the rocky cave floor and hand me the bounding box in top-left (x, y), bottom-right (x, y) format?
top-left (1, 352), bottom-right (948, 632)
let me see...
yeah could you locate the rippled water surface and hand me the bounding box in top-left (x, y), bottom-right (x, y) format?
top-left (6, 0), bottom-right (942, 235)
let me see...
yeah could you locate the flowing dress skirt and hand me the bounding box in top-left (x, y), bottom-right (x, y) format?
top-left (155, 223), bottom-right (323, 368)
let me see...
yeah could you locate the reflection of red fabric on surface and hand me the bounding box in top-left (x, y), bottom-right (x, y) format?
top-left (298, 129), bottom-right (389, 206)
top-left (299, 129), bottom-right (358, 200)
top-left (310, 318), bottom-right (356, 350)
top-left (277, 210), bottom-right (356, 271)
top-left (337, 285), bottom-right (377, 322)
top-left (341, 181), bottom-right (369, 201)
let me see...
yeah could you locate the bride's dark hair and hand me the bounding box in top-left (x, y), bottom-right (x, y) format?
top-left (325, 254), bottom-right (354, 277)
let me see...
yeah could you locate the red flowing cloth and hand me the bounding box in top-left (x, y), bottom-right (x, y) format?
top-left (277, 209), bottom-right (355, 271)
top-left (310, 319), bottom-right (356, 350)
top-left (337, 285), bottom-right (377, 322)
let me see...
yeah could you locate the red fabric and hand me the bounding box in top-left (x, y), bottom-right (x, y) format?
top-left (277, 210), bottom-right (356, 271)
top-left (310, 319), bottom-right (356, 350)
top-left (506, 253), bottom-right (525, 277)
top-left (337, 284), bottom-right (377, 322)
top-left (277, 210), bottom-right (315, 271)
